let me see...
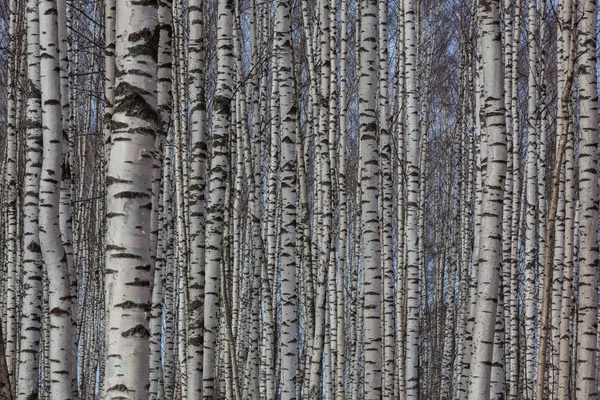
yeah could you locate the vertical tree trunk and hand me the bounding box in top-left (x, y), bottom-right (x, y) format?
top-left (149, 0), bottom-right (172, 396)
top-left (336, 0), bottom-right (349, 397)
top-left (203, 0), bottom-right (234, 396)
top-left (524, 1), bottom-right (538, 396)
top-left (39, 0), bottom-right (74, 397)
top-left (358, 0), bottom-right (382, 397)
top-left (575, 0), bottom-right (599, 397)
top-left (4, 0), bottom-right (19, 387)
top-left (534, 3), bottom-right (576, 398)
top-left (275, 0), bottom-right (298, 398)
top-left (556, 9), bottom-right (576, 394)
top-left (467, 0), bottom-right (507, 398)
top-left (187, 0), bottom-right (207, 395)
top-left (0, 322), bottom-right (13, 400)
top-left (103, 0), bottom-right (158, 396)
top-left (17, 0), bottom-right (43, 397)
top-left (378, 0), bottom-right (395, 397)
top-left (404, 0), bottom-right (420, 397)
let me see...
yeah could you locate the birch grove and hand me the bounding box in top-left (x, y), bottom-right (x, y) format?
top-left (1, 0), bottom-right (600, 399)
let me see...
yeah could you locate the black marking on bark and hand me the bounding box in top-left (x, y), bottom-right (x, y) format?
top-left (106, 176), bottom-right (132, 186)
top-left (112, 253), bottom-right (142, 259)
top-left (26, 391), bottom-right (39, 400)
top-left (114, 301), bottom-right (150, 311)
top-left (125, 278), bottom-right (150, 287)
top-left (114, 191), bottom-right (151, 199)
top-left (27, 241), bottom-right (42, 253)
top-left (114, 81), bottom-right (159, 127)
top-left (214, 95), bottom-right (231, 115)
top-left (111, 120), bottom-right (128, 130)
top-left (107, 384), bottom-right (132, 393)
top-left (128, 26), bottom-right (160, 61)
top-left (49, 307), bottom-right (69, 316)
top-left (106, 244), bottom-right (127, 251)
top-left (121, 324), bottom-right (150, 338)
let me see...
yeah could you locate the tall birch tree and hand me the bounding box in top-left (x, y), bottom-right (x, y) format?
top-left (467, 0), bottom-right (507, 398)
top-left (103, 0), bottom-right (158, 397)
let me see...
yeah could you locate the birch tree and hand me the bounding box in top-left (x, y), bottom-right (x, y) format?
top-left (359, 0), bottom-right (382, 397)
top-left (39, 0), bottom-right (75, 396)
top-left (103, 0), bottom-right (158, 397)
top-left (187, 0), bottom-right (207, 395)
top-left (17, 0), bottom-right (43, 396)
top-left (274, 0), bottom-right (298, 398)
top-left (575, 0), bottom-right (599, 397)
top-left (467, 0), bottom-right (507, 398)
top-left (404, 0), bottom-right (420, 396)
top-left (203, 0), bottom-right (234, 396)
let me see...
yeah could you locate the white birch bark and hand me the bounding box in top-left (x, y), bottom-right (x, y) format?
top-left (103, 0), bottom-right (158, 396)
top-left (187, 0), bottom-right (207, 395)
top-left (149, 0), bottom-right (172, 396)
top-left (336, 1), bottom-right (349, 398)
top-left (4, 0), bottom-right (19, 386)
top-left (575, 1), bottom-right (599, 397)
top-left (104, 0), bottom-right (116, 156)
top-left (39, 0), bottom-right (74, 396)
top-left (17, 1), bottom-right (43, 396)
top-left (359, 0), bottom-right (382, 397)
top-left (308, 0), bottom-right (334, 394)
top-left (467, 0), bottom-right (507, 398)
top-left (274, 0), bottom-right (298, 397)
top-left (203, 0), bottom-right (234, 396)
top-left (378, 0), bottom-right (395, 397)
top-left (404, 0), bottom-right (420, 397)
top-left (556, 10), bottom-right (576, 395)
top-left (524, 1), bottom-right (538, 395)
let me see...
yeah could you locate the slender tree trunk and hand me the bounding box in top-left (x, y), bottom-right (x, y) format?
top-left (336, 0), bottom-right (349, 397)
top-left (0, 322), bottom-right (13, 400)
top-left (39, 0), bottom-right (74, 396)
top-left (534, 4), bottom-right (576, 398)
top-left (524, 1), bottom-right (538, 396)
top-left (467, 0), bottom-right (507, 398)
top-left (203, 0), bottom-right (234, 396)
top-left (17, 0), bottom-right (43, 397)
top-left (187, 0), bottom-right (207, 395)
top-left (358, 0), bottom-right (382, 397)
top-left (5, 0), bottom-right (19, 387)
top-left (404, 0), bottom-right (420, 397)
top-left (103, 0), bottom-right (158, 396)
top-left (274, 0), bottom-right (298, 398)
top-left (575, 0), bottom-right (599, 397)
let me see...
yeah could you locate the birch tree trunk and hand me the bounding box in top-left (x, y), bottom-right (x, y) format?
top-left (524, 1), bottom-right (538, 396)
top-left (575, 0), bottom-right (599, 397)
top-left (467, 0), bottom-right (507, 398)
top-left (359, 0), bottom-right (382, 397)
top-left (149, 0), bottom-right (172, 395)
top-left (187, 0), bottom-right (207, 395)
top-left (4, 0), bottom-right (19, 386)
top-left (535, 3), bottom-right (576, 397)
top-left (557, 9), bottom-right (576, 395)
top-left (404, 0), bottom-right (420, 397)
top-left (39, 0), bottom-right (75, 397)
top-left (275, 0), bottom-right (298, 398)
top-left (0, 323), bottom-right (12, 400)
top-left (203, 0), bottom-right (234, 396)
top-left (103, 0), bottom-right (158, 396)
top-left (17, 0), bottom-right (43, 397)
